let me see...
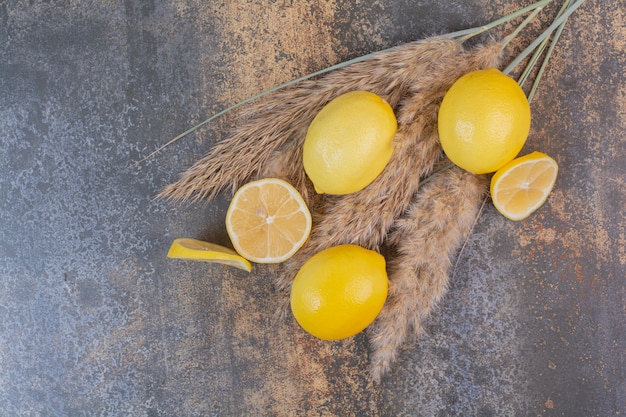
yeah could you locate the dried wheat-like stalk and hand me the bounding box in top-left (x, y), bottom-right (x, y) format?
top-left (277, 42), bottom-right (502, 292)
top-left (158, 37), bottom-right (465, 203)
top-left (152, 0), bottom-right (586, 384)
top-left (367, 166), bottom-right (488, 382)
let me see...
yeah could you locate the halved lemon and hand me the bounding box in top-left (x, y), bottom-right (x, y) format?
top-left (490, 151), bottom-right (558, 221)
top-left (167, 238), bottom-right (252, 272)
top-left (226, 178), bottom-right (312, 263)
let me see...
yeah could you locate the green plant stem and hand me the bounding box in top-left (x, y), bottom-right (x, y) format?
top-left (518, 36), bottom-right (551, 87)
top-left (504, 0), bottom-right (579, 103)
top-left (518, 0), bottom-right (571, 87)
top-left (528, 1), bottom-right (573, 102)
top-left (501, 5), bottom-right (546, 49)
top-left (449, 0), bottom-right (554, 42)
top-left (139, 0), bottom-right (581, 162)
top-left (503, 0), bottom-right (586, 75)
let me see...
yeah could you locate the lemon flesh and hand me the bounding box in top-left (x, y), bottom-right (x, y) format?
top-left (290, 244), bottom-right (388, 340)
top-left (490, 151), bottom-right (558, 221)
top-left (167, 238), bottom-right (252, 272)
top-left (225, 178), bottom-right (312, 264)
top-left (303, 90), bottom-right (397, 195)
top-left (438, 68), bottom-right (531, 174)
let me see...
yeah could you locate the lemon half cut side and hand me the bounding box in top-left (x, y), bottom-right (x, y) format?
top-left (226, 178), bottom-right (312, 264)
top-left (490, 151), bottom-right (559, 221)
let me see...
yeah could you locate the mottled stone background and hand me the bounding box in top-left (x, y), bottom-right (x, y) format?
top-left (1, 0), bottom-right (624, 416)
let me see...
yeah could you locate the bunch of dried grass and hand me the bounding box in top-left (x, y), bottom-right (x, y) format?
top-left (160, 39), bottom-right (499, 382)
top-left (157, 37), bottom-right (468, 203)
top-left (152, 0), bottom-right (586, 381)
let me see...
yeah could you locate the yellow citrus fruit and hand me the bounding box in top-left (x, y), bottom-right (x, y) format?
top-left (167, 238), bottom-right (252, 272)
top-left (290, 244), bottom-right (388, 340)
top-left (225, 178), bottom-right (312, 263)
top-left (490, 151), bottom-right (559, 221)
top-left (438, 68), bottom-right (531, 174)
top-left (303, 90), bottom-right (397, 194)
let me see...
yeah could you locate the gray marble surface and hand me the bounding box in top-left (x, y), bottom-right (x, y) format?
top-left (1, 0), bottom-right (624, 415)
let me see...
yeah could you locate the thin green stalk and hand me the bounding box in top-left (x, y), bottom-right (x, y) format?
top-left (503, 0), bottom-right (586, 75)
top-left (528, 2), bottom-right (573, 102)
top-left (518, 0), bottom-right (570, 88)
top-left (501, 5), bottom-right (545, 49)
top-left (139, 0), bottom-right (558, 162)
top-left (518, 36), bottom-right (551, 87)
top-left (449, 0), bottom-right (553, 42)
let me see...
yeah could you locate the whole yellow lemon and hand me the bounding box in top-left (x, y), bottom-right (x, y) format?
top-left (303, 90), bottom-right (397, 194)
top-left (290, 244), bottom-right (388, 340)
top-left (438, 68), bottom-right (531, 174)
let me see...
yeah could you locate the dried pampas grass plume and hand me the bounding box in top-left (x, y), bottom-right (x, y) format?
top-left (367, 166), bottom-right (488, 382)
top-left (150, 0), bottom-right (587, 383)
top-left (276, 42), bottom-right (502, 293)
top-left (158, 37), bottom-right (466, 203)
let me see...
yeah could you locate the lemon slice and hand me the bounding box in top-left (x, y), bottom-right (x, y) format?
top-left (490, 151), bottom-right (558, 221)
top-left (226, 178), bottom-right (312, 263)
top-left (167, 238), bottom-right (252, 272)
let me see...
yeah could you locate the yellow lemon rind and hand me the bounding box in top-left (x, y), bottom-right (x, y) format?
top-left (303, 90), bottom-right (397, 195)
top-left (290, 244), bottom-right (388, 341)
top-left (167, 238), bottom-right (252, 272)
top-left (438, 68), bottom-right (531, 174)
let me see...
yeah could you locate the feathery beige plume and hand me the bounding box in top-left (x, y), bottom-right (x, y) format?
top-left (277, 41), bottom-right (502, 292)
top-left (367, 166), bottom-right (488, 382)
top-left (158, 37), bottom-right (468, 203)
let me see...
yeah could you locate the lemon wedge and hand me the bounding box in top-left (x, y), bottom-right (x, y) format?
top-left (167, 238), bottom-right (252, 272)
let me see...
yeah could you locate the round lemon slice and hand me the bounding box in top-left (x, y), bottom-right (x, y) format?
top-left (490, 151), bottom-right (558, 221)
top-left (167, 238), bottom-right (252, 272)
top-left (226, 178), bottom-right (312, 263)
